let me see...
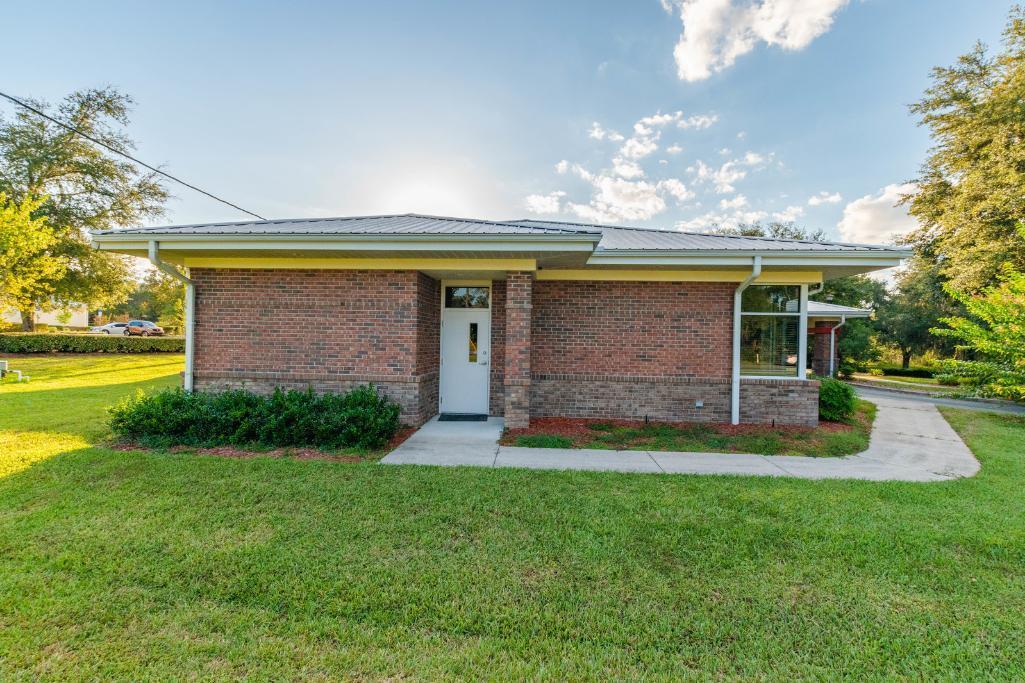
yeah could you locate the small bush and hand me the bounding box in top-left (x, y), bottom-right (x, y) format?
top-left (879, 366), bottom-right (934, 379)
top-left (818, 377), bottom-right (857, 422)
top-left (109, 385), bottom-right (400, 451)
top-left (868, 368), bottom-right (884, 377)
top-left (0, 333), bottom-right (183, 354)
top-left (935, 374), bottom-right (960, 386)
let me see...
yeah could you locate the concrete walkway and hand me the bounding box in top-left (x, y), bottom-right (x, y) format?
top-left (381, 393), bottom-right (981, 481)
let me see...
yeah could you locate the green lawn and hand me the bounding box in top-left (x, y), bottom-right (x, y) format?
top-left (502, 401), bottom-right (875, 456)
top-left (2, 355), bottom-right (1025, 679)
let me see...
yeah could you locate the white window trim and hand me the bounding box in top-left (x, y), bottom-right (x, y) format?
top-left (737, 283), bottom-right (808, 381)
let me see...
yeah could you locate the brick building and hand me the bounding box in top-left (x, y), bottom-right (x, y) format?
top-left (92, 214), bottom-right (906, 428)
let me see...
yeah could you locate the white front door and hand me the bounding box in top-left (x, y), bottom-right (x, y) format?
top-left (440, 285), bottom-right (491, 414)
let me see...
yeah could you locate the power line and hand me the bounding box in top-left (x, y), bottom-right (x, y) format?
top-left (0, 89), bottom-right (267, 221)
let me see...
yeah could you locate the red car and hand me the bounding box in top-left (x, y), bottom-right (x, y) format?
top-left (126, 320), bottom-right (165, 336)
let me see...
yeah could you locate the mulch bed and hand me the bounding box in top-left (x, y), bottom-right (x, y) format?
top-left (110, 426), bottom-right (416, 463)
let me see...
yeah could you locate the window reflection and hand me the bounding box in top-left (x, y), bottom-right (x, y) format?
top-left (445, 286), bottom-right (489, 308)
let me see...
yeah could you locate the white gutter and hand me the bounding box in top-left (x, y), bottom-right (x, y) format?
top-left (829, 315), bottom-right (848, 377)
top-left (731, 255), bottom-right (762, 425)
top-left (148, 241), bottom-right (195, 391)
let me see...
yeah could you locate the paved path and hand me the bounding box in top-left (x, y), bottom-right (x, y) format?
top-left (854, 386), bottom-right (1025, 416)
top-left (381, 393), bottom-right (981, 481)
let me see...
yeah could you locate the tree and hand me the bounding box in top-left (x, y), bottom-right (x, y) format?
top-left (715, 221), bottom-right (827, 241)
top-left (111, 269), bottom-right (185, 333)
top-left (931, 266), bottom-right (1025, 401)
top-left (0, 193), bottom-right (66, 325)
top-left (902, 6), bottom-right (1025, 291)
top-left (818, 275), bottom-right (888, 368)
top-left (874, 260), bottom-right (962, 368)
top-left (0, 87), bottom-right (167, 329)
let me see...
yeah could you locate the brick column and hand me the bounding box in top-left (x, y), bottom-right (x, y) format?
top-left (503, 272), bottom-right (533, 428)
top-left (811, 321), bottom-right (840, 376)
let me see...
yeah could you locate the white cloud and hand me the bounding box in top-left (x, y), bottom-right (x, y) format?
top-left (688, 152), bottom-right (768, 194)
top-left (772, 204), bottom-right (805, 221)
top-left (658, 178), bottom-right (694, 202)
top-left (666, 144), bottom-right (684, 154)
top-left (620, 136), bottom-right (660, 160)
top-left (677, 113), bottom-right (718, 129)
top-left (676, 208), bottom-right (768, 231)
top-left (612, 157), bottom-right (645, 179)
top-left (525, 191), bottom-right (566, 214)
top-left (807, 190), bottom-right (842, 206)
top-left (589, 122), bottom-right (625, 142)
top-left (555, 159), bottom-right (570, 174)
top-left (719, 194), bottom-right (748, 209)
top-left (665, 0), bottom-right (849, 82)
top-left (837, 183), bottom-right (918, 244)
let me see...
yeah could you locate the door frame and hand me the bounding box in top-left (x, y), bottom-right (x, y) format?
top-left (438, 279), bottom-right (493, 414)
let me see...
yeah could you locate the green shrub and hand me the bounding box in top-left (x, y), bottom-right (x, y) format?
top-left (879, 366), bottom-right (935, 379)
top-left (935, 374), bottom-right (960, 386)
top-left (108, 385), bottom-right (400, 451)
top-left (868, 368), bottom-right (885, 377)
top-left (515, 434), bottom-right (574, 448)
top-left (818, 377), bottom-right (857, 422)
top-left (0, 333), bottom-right (183, 353)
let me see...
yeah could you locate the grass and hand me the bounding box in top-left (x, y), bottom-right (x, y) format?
top-left (503, 401), bottom-right (875, 457)
top-left (853, 373), bottom-right (957, 393)
top-left (2, 355), bottom-right (1025, 679)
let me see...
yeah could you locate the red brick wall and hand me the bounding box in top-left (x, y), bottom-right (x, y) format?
top-left (191, 268), bottom-right (439, 425)
top-left (503, 272), bottom-right (533, 427)
top-left (489, 279), bottom-right (506, 416)
top-left (531, 280), bottom-right (733, 378)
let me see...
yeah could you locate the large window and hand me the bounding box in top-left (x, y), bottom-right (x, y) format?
top-left (740, 285), bottom-right (802, 377)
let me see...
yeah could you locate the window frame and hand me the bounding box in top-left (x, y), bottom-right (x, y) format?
top-left (738, 283), bottom-right (808, 380)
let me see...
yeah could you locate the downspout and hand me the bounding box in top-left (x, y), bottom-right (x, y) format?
top-left (828, 314), bottom-right (847, 377)
top-left (148, 241), bottom-right (195, 391)
top-left (731, 255), bottom-right (762, 425)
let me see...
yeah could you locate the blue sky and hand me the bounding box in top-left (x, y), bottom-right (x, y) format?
top-left (1, 0), bottom-right (1013, 244)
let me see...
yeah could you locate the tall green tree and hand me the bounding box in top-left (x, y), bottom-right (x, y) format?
top-left (874, 260), bottom-right (962, 368)
top-left (0, 193), bottom-right (66, 322)
top-left (903, 6), bottom-right (1025, 291)
top-left (0, 87), bottom-right (167, 329)
top-left (932, 266), bottom-right (1025, 401)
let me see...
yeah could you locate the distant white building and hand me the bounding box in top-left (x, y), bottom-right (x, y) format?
top-left (2, 304), bottom-right (90, 329)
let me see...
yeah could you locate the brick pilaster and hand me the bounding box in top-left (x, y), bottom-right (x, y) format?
top-left (503, 271), bottom-right (533, 428)
top-left (811, 321), bottom-right (841, 377)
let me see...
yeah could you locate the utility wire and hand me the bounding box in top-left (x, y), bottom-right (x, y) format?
top-left (0, 89), bottom-right (267, 220)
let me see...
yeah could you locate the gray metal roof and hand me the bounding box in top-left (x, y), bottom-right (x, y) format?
top-left (507, 219), bottom-right (895, 252)
top-left (93, 212), bottom-right (898, 253)
top-left (92, 214), bottom-right (601, 237)
top-left (807, 300), bottom-right (872, 317)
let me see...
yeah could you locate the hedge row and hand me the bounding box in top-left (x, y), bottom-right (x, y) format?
top-left (0, 333), bottom-right (184, 354)
top-left (109, 385), bottom-right (400, 451)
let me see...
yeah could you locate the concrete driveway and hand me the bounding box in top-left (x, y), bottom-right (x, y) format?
top-left (381, 393), bottom-right (982, 481)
